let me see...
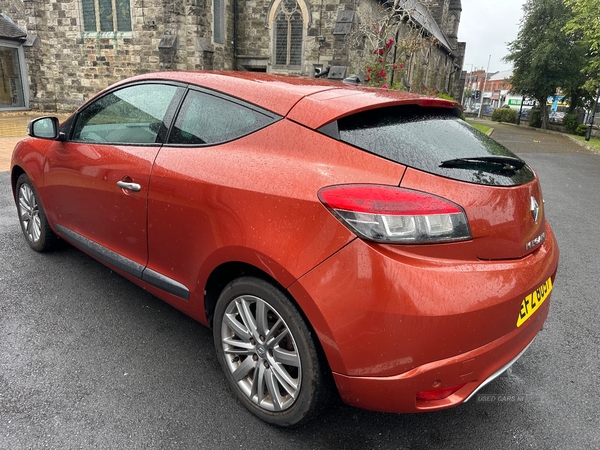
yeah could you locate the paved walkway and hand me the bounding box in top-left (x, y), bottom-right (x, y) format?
top-left (470, 118), bottom-right (599, 155)
top-left (0, 114), bottom-right (69, 172)
top-left (0, 116), bottom-right (31, 172)
top-left (0, 136), bottom-right (26, 172)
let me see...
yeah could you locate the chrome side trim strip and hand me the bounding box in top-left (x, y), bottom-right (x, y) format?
top-left (464, 338), bottom-right (535, 403)
top-left (55, 224), bottom-right (189, 301)
top-left (141, 268), bottom-right (190, 301)
top-left (56, 224), bottom-right (144, 278)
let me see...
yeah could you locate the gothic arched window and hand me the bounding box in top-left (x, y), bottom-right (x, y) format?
top-left (273, 0), bottom-right (303, 69)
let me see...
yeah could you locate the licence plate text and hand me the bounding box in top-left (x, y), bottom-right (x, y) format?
top-left (516, 278), bottom-right (553, 327)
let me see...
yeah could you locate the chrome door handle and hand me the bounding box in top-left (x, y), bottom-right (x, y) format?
top-left (117, 181), bottom-right (141, 192)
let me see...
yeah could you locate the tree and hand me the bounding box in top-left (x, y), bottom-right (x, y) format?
top-left (346, 0), bottom-right (438, 90)
top-left (558, 28), bottom-right (593, 114)
top-left (564, 0), bottom-right (600, 90)
top-left (504, 0), bottom-right (585, 128)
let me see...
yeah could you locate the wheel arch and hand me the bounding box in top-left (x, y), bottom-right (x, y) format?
top-left (11, 165), bottom-right (58, 237)
top-left (204, 261), bottom-right (276, 328)
top-left (10, 165), bottom-right (26, 199)
top-left (203, 261), bottom-right (339, 381)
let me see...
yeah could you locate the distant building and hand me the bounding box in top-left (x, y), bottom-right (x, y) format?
top-left (1, 0), bottom-right (466, 113)
top-left (487, 70), bottom-right (512, 108)
top-left (463, 69), bottom-right (512, 111)
top-left (463, 69), bottom-right (489, 110)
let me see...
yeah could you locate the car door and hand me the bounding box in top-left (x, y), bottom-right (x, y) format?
top-left (43, 82), bottom-right (184, 276)
top-left (146, 88), bottom-right (280, 304)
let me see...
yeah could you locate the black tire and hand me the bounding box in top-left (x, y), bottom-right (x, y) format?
top-left (15, 173), bottom-right (60, 252)
top-left (213, 276), bottom-right (331, 427)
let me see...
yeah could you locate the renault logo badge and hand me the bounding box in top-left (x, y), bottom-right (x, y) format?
top-left (530, 196), bottom-right (540, 222)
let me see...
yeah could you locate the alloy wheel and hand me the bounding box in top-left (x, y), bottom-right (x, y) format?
top-left (18, 183), bottom-right (42, 244)
top-left (219, 294), bottom-right (302, 412)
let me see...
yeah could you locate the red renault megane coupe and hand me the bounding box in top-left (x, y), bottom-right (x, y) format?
top-left (11, 71), bottom-right (558, 426)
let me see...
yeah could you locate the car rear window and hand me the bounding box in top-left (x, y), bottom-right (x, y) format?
top-left (330, 106), bottom-right (535, 186)
top-left (168, 89), bottom-right (277, 145)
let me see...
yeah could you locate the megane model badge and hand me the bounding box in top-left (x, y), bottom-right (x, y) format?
top-left (530, 196), bottom-right (540, 222)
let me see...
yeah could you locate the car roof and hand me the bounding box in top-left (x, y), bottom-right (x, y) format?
top-left (117, 71), bottom-right (460, 129)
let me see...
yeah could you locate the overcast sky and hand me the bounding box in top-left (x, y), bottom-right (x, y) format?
top-left (458, 0), bottom-right (527, 74)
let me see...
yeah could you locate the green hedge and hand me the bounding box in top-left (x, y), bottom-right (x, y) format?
top-left (562, 114), bottom-right (579, 134)
top-left (491, 108), bottom-right (518, 124)
top-left (576, 124), bottom-right (587, 136)
top-left (529, 109), bottom-right (542, 128)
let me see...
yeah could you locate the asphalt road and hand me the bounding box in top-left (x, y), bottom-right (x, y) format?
top-left (1, 123), bottom-right (599, 449)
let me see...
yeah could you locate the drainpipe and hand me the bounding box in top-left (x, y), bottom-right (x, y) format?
top-left (389, 27), bottom-right (400, 87)
top-left (233, 0), bottom-right (238, 70)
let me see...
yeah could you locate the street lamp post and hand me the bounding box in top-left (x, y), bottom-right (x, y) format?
top-left (517, 95), bottom-right (525, 126)
top-left (585, 86), bottom-right (600, 141)
top-left (478, 55), bottom-right (491, 119)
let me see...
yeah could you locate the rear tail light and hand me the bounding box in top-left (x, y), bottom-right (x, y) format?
top-left (417, 384), bottom-right (466, 401)
top-left (318, 184), bottom-right (471, 244)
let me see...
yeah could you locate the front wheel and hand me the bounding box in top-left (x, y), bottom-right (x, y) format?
top-left (213, 277), bottom-right (331, 427)
top-left (15, 174), bottom-right (60, 252)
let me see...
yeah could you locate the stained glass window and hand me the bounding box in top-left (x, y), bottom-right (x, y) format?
top-left (82, 0), bottom-right (131, 32)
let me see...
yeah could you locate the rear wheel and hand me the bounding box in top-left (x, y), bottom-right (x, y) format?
top-left (16, 174), bottom-right (60, 252)
top-left (213, 276), bottom-right (330, 427)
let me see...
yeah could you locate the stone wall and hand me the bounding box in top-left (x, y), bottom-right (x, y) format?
top-left (11, 0), bottom-right (218, 112)
top-left (1, 0), bottom-right (25, 19)
top-left (10, 0), bottom-right (464, 112)
top-left (235, 0), bottom-right (272, 68)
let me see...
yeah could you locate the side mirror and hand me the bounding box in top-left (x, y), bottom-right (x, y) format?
top-left (28, 117), bottom-right (60, 140)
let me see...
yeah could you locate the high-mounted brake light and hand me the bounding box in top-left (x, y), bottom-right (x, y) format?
top-left (417, 98), bottom-right (457, 109)
top-left (318, 184), bottom-right (471, 244)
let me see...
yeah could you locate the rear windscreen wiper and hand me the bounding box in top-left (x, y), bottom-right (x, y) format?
top-left (439, 156), bottom-right (526, 171)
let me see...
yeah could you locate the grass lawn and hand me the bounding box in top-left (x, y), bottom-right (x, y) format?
top-left (571, 135), bottom-right (600, 153)
top-left (469, 123), bottom-right (492, 134)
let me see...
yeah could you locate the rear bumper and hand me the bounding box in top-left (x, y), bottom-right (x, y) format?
top-left (463, 337), bottom-right (534, 403)
top-left (290, 223), bottom-right (558, 414)
top-left (332, 301), bottom-right (547, 413)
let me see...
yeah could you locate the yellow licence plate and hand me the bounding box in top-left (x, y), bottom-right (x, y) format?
top-left (516, 278), bottom-right (553, 327)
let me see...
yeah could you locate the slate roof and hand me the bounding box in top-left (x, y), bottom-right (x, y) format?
top-left (391, 0), bottom-right (453, 52)
top-left (0, 13), bottom-right (27, 42)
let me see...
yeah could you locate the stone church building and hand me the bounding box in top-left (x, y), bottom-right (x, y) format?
top-left (0, 0), bottom-right (465, 112)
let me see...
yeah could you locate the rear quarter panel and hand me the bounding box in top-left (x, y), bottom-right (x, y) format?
top-left (145, 119), bottom-right (407, 323)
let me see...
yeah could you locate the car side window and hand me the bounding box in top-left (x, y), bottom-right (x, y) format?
top-left (168, 90), bottom-right (274, 145)
top-left (71, 84), bottom-right (178, 145)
